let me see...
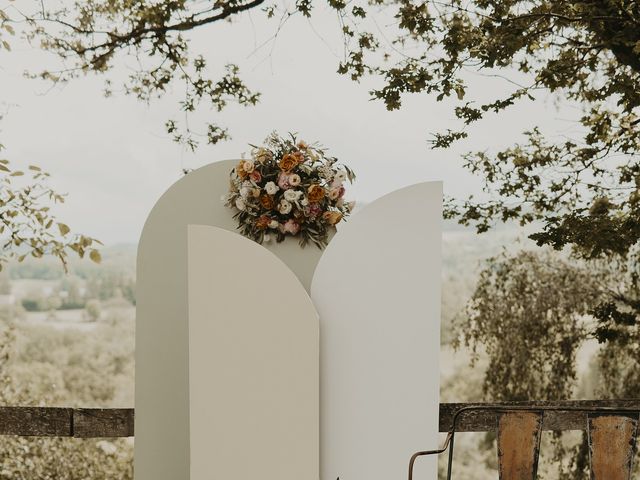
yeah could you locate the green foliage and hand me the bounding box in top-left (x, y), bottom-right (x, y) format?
top-left (25, 1), bottom-right (262, 150)
top-left (84, 299), bottom-right (101, 322)
top-left (0, 309), bottom-right (135, 479)
top-left (0, 147), bottom-right (102, 272)
top-left (27, 0), bottom-right (640, 341)
top-left (0, 5), bottom-right (14, 52)
top-left (0, 437), bottom-right (133, 480)
top-left (456, 248), bottom-right (640, 479)
top-left (23, 1), bottom-right (640, 261)
top-left (455, 250), bottom-right (602, 401)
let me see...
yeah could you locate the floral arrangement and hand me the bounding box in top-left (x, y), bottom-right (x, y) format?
top-left (223, 132), bottom-right (355, 248)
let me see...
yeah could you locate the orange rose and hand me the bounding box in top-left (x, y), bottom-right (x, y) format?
top-left (308, 184), bottom-right (325, 203)
top-left (236, 160), bottom-right (248, 179)
top-left (260, 194), bottom-right (275, 210)
top-left (255, 215), bottom-right (271, 230)
top-left (279, 154), bottom-right (298, 172)
top-left (322, 211), bottom-right (343, 225)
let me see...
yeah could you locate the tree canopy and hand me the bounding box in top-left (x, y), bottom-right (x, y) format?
top-left (6, 0), bottom-right (640, 325)
top-left (16, 1), bottom-right (638, 245)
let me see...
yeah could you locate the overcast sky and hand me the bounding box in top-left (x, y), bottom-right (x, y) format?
top-left (0, 4), bottom-right (579, 245)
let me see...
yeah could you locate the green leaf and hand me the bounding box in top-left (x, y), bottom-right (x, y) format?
top-left (89, 249), bottom-right (102, 263)
top-left (57, 223), bottom-right (70, 236)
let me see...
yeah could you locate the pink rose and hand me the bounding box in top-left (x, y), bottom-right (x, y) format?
top-left (328, 188), bottom-right (340, 200)
top-left (307, 203), bottom-right (322, 218)
top-left (281, 219), bottom-right (300, 235)
top-left (277, 172), bottom-right (291, 190)
top-left (250, 170), bottom-right (262, 183)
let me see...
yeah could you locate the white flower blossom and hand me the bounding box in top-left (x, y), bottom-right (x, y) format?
top-left (300, 197), bottom-right (309, 206)
top-left (243, 159), bottom-right (255, 173)
top-left (269, 220), bottom-right (279, 229)
top-left (240, 186), bottom-right (252, 198)
top-left (335, 170), bottom-right (347, 182)
top-left (278, 200), bottom-right (292, 214)
top-left (235, 198), bottom-right (246, 211)
top-left (284, 189), bottom-right (302, 202)
top-left (318, 165), bottom-right (334, 179)
top-left (289, 174), bottom-right (301, 186)
top-left (265, 181), bottom-right (279, 195)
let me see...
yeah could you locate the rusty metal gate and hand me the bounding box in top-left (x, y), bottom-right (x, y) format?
top-left (410, 405), bottom-right (639, 480)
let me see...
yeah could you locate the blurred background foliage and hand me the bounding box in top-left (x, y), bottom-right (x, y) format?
top-left (0, 246), bottom-right (134, 479)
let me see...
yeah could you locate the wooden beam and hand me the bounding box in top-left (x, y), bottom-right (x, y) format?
top-left (0, 407), bottom-right (72, 436)
top-left (73, 408), bottom-right (135, 438)
top-left (440, 400), bottom-right (640, 432)
top-left (0, 401), bottom-right (638, 438)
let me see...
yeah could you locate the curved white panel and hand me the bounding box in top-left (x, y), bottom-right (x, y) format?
top-left (136, 161), bottom-right (324, 480)
top-left (311, 182), bottom-right (442, 480)
top-left (188, 225), bottom-right (318, 480)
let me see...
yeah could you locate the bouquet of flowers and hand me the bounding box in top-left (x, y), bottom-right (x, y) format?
top-left (223, 132), bottom-right (355, 248)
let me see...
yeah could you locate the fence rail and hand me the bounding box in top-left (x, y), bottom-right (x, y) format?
top-left (0, 400), bottom-right (637, 438)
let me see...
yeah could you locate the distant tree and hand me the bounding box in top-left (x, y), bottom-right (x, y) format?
top-left (85, 299), bottom-right (102, 322)
top-left (0, 271), bottom-right (10, 295)
top-left (456, 250), bottom-right (636, 479)
top-left (456, 250), bottom-right (603, 401)
top-left (59, 276), bottom-right (87, 309)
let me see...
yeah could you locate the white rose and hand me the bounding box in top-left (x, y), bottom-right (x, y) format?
top-left (284, 189), bottom-right (302, 202)
top-left (269, 220), bottom-right (279, 229)
top-left (289, 174), bottom-right (301, 186)
top-left (235, 198), bottom-right (246, 211)
top-left (265, 181), bottom-right (279, 195)
top-left (243, 159), bottom-right (255, 173)
top-left (279, 200), bottom-right (292, 215)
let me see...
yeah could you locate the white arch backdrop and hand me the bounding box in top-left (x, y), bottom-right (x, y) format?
top-left (136, 161), bottom-right (441, 480)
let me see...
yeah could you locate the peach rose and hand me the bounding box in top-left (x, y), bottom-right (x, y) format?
top-left (292, 151), bottom-right (305, 164)
top-left (322, 211), bottom-right (343, 225)
top-left (308, 184), bottom-right (325, 203)
top-left (236, 160), bottom-right (248, 179)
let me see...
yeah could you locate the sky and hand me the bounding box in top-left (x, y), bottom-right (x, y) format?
top-left (0, 3), bottom-right (580, 245)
